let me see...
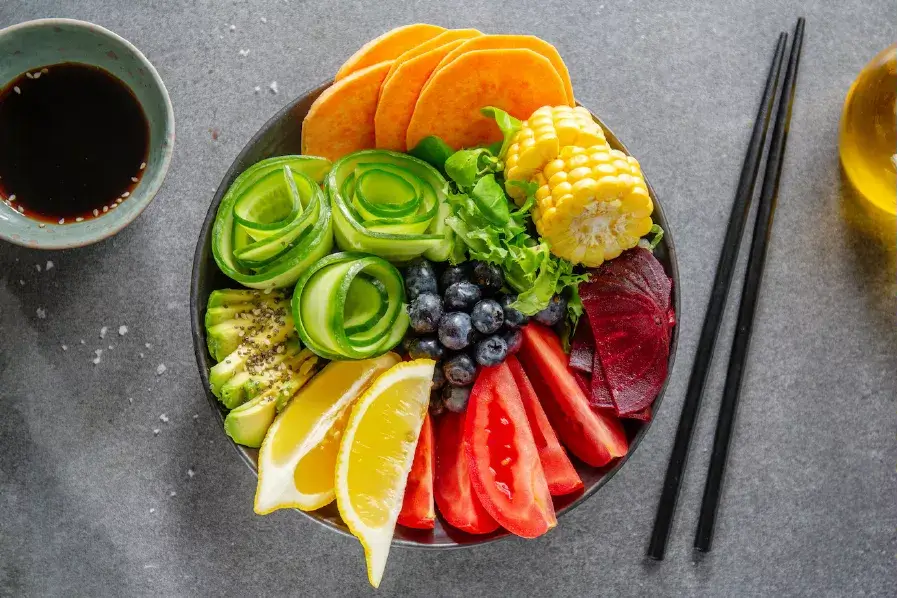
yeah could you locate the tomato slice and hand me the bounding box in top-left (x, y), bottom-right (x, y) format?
top-left (398, 413), bottom-right (435, 529)
top-left (464, 362), bottom-right (557, 538)
top-left (433, 411), bottom-right (499, 535)
top-left (518, 324), bottom-right (629, 467)
top-left (506, 356), bottom-right (583, 496)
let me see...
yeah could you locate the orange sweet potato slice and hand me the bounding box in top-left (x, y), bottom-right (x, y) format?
top-left (433, 35), bottom-right (575, 104)
top-left (302, 61), bottom-right (391, 161)
top-left (383, 29), bottom-right (483, 84)
top-left (375, 40), bottom-right (468, 151)
top-left (335, 24), bottom-right (445, 81)
top-left (406, 49), bottom-right (571, 150)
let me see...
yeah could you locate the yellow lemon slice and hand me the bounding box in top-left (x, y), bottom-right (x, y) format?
top-left (254, 352), bottom-right (401, 514)
top-left (335, 359), bottom-right (435, 588)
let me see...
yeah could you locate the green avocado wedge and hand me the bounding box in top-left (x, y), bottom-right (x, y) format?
top-left (224, 392), bottom-right (277, 448)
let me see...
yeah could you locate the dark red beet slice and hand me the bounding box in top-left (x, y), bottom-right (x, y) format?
top-left (579, 249), bottom-right (674, 416)
top-left (572, 370), bottom-right (591, 396)
top-left (624, 405), bottom-right (652, 421)
top-left (569, 315), bottom-right (595, 373)
top-left (589, 343), bottom-right (615, 409)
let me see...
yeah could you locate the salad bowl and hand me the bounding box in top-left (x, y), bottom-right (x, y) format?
top-left (190, 81), bottom-right (680, 548)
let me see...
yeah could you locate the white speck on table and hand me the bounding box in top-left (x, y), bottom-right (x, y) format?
top-left (100, 326), bottom-right (108, 339)
top-left (36, 308), bottom-right (47, 319)
top-left (156, 363), bottom-right (167, 375)
top-left (118, 325), bottom-right (128, 336)
top-left (92, 349), bottom-right (103, 365)
top-left (159, 413), bottom-right (169, 423)
top-left (269, 81), bottom-right (278, 94)
top-left (45, 261), bottom-right (54, 271)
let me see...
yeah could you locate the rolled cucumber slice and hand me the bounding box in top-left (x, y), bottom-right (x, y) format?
top-left (291, 252), bottom-right (409, 360)
top-left (326, 150), bottom-right (454, 263)
top-left (212, 155), bottom-right (334, 289)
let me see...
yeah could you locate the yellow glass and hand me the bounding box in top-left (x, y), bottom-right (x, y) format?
top-left (839, 45), bottom-right (897, 219)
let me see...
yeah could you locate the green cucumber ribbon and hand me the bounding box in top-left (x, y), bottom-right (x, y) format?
top-left (291, 252), bottom-right (409, 360)
top-left (212, 156), bottom-right (334, 289)
top-left (327, 150), bottom-right (454, 263)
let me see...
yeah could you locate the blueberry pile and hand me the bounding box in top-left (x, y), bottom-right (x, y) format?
top-left (402, 258), bottom-right (568, 414)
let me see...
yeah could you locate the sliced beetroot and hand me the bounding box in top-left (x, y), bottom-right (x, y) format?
top-left (572, 369), bottom-right (591, 396)
top-left (568, 316), bottom-right (595, 373)
top-left (589, 345), bottom-right (615, 409)
top-left (625, 405), bottom-right (652, 421)
top-left (579, 248), bottom-right (674, 417)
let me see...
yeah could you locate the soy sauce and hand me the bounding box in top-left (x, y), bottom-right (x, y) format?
top-left (0, 63), bottom-right (149, 223)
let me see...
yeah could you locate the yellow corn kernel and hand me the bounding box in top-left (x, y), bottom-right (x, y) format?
top-left (502, 106), bottom-right (654, 267)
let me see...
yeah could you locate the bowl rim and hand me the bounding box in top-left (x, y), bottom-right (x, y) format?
top-left (190, 82), bottom-right (680, 550)
top-left (0, 17), bottom-right (175, 249)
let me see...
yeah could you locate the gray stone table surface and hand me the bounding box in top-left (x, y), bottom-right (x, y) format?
top-left (1, 1), bottom-right (895, 596)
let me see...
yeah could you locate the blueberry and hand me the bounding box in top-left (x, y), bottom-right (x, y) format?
top-left (534, 295), bottom-right (567, 326)
top-left (438, 312), bottom-right (473, 350)
top-left (440, 264), bottom-right (470, 291)
top-left (404, 258), bottom-right (438, 300)
top-left (442, 385), bottom-right (472, 413)
top-left (471, 299), bottom-right (504, 334)
top-left (431, 364), bottom-right (446, 391)
top-left (408, 336), bottom-right (444, 360)
top-left (443, 281), bottom-right (481, 312)
top-left (498, 294), bottom-right (530, 330)
top-left (472, 262), bottom-right (504, 295)
top-left (443, 353), bottom-right (477, 387)
top-left (474, 335), bottom-right (508, 366)
top-left (408, 292), bottom-right (443, 334)
top-left (503, 329), bottom-right (523, 355)
top-left (429, 392), bottom-right (446, 416)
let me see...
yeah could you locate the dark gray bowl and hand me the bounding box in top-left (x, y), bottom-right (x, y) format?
top-left (190, 82), bottom-right (680, 549)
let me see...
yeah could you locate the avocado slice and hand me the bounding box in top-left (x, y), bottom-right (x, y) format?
top-left (219, 371), bottom-right (252, 409)
top-left (207, 314), bottom-right (295, 397)
top-left (224, 392), bottom-right (277, 448)
top-left (207, 288), bottom-right (287, 308)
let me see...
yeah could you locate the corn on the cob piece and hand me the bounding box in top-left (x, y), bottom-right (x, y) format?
top-left (505, 105), bottom-right (607, 203)
top-left (503, 105), bottom-right (654, 267)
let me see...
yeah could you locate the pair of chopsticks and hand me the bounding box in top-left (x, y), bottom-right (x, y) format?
top-left (648, 17), bottom-right (806, 560)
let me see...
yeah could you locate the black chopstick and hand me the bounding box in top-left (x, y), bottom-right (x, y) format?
top-left (694, 17), bottom-right (805, 553)
top-left (646, 32), bottom-right (789, 561)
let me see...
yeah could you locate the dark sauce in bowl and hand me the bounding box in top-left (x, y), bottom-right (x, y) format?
top-left (0, 63), bottom-right (149, 224)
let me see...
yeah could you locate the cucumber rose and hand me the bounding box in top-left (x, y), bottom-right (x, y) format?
top-left (326, 150), bottom-right (454, 263)
top-left (212, 156), bottom-right (334, 289)
top-left (291, 252), bottom-right (410, 360)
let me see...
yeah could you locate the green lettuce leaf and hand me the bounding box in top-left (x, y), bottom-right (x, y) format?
top-left (481, 106), bottom-right (522, 158)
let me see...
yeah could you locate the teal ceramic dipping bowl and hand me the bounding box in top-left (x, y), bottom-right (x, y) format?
top-left (0, 18), bottom-right (174, 249)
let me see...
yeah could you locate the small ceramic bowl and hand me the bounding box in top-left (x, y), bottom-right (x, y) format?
top-left (0, 18), bottom-right (174, 249)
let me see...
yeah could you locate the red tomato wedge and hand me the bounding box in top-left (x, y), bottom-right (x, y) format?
top-left (464, 363), bottom-right (557, 538)
top-left (398, 414), bottom-right (435, 529)
top-left (518, 324), bottom-right (629, 467)
top-left (506, 356), bottom-right (583, 496)
top-left (433, 411), bottom-right (499, 535)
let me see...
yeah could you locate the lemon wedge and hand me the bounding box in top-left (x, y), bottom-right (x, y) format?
top-left (335, 359), bottom-right (435, 588)
top-left (254, 352), bottom-right (401, 514)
